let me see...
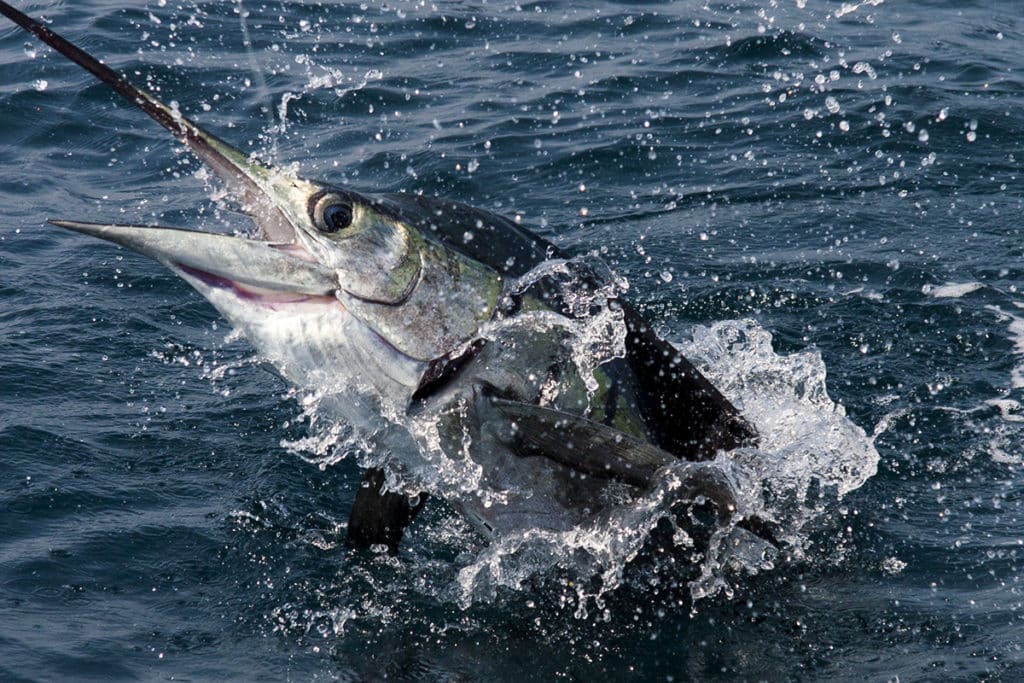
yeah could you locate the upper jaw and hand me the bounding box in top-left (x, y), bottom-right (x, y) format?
top-left (50, 219), bottom-right (338, 299)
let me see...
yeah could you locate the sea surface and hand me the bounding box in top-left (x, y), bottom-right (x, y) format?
top-left (1, 0), bottom-right (1022, 680)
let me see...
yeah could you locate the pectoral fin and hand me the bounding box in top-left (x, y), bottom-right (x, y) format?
top-left (489, 396), bottom-right (745, 524)
top-left (490, 397), bottom-right (679, 487)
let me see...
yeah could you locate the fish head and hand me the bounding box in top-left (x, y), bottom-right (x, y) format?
top-left (54, 146), bottom-right (501, 406)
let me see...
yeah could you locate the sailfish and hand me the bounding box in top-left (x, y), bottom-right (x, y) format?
top-left (0, 2), bottom-right (761, 552)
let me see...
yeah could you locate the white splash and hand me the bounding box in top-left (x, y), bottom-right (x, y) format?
top-left (274, 67), bottom-right (382, 139)
top-left (986, 398), bottom-right (1024, 424)
top-left (987, 303), bottom-right (1024, 389)
top-left (453, 319), bottom-right (878, 606)
top-left (684, 320), bottom-right (878, 499)
top-left (276, 297), bottom-right (878, 608)
top-left (922, 282), bottom-right (983, 298)
top-left (832, 0), bottom-right (886, 20)
top-left (982, 398), bottom-right (1024, 464)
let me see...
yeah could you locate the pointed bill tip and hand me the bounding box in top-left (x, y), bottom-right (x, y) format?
top-left (49, 218), bottom-right (166, 251)
top-left (50, 218), bottom-right (128, 235)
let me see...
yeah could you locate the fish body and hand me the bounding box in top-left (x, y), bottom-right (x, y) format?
top-left (0, 1), bottom-right (758, 550)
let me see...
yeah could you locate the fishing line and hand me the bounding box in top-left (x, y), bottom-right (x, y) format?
top-left (234, 0), bottom-right (279, 157)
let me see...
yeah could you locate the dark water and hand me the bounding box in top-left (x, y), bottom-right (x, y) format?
top-left (1, 0), bottom-right (1022, 679)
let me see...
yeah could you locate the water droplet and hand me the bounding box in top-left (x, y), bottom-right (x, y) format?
top-left (918, 129), bottom-right (929, 143)
top-left (825, 96), bottom-right (840, 114)
top-left (23, 43), bottom-right (36, 59)
top-left (31, 79), bottom-right (47, 92)
top-left (659, 271), bottom-right (673, 283)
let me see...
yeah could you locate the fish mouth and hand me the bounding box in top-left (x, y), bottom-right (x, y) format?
top-left (47, 220), bottom-right (427, 371)
top-left (173, 263), bottom-right (337, 307)
top-left (50, 220), bottom-right (338, 305)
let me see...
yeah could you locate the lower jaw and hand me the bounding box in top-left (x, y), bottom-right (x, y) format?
top-left (174, 261), bottom-right (338, 308)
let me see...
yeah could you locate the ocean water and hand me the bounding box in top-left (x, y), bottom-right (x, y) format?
top-left (1, 0), bottom-right (1022, 679)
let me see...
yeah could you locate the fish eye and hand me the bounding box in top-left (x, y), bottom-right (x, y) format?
top-left (311, 193), bottom-right (354, 234)
top-left (322, 203), bottom-right (353, 233)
